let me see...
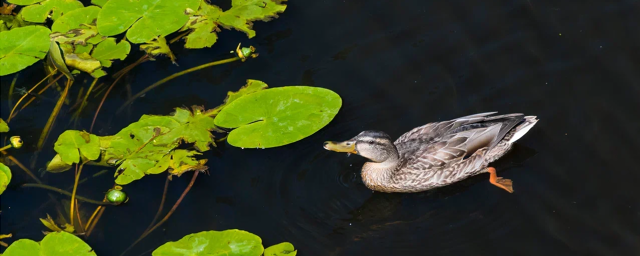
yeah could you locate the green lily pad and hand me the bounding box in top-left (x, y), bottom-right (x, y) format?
top-left (0, 118), bottom-right (9, 132)
top-left (51, 6), bottom-right (100, 33)
top-left (0, 162), bottom-right (11, 195)
top-left (18, 0), bottom-right (84, 23)
top-left (152, 230), bottom-right (263, 256)
top-left (2, 231), bottom-right (96, 256)
top-left (97, 0), bottom-right (199, 44)
top-left (0, 25), bottom-right (50, 76)
top-left (7, 0), bottom-right (45, 5)
top-left (91, 37), bottom-right (130, 67)
top-left (181, 0), bottom-right (287, 49)
top-left (264, 242), bottom-right (297, 256)
top-left (214, 86), bottom-right (342, 148)
top-left (53, 130), bottom-right (101, 165)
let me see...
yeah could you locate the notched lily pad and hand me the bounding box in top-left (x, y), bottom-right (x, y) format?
top-left (2, 231), bottom-right (96, 256)
top-left (18, 0), bottom-right (84, 23)
top-left (152, 229), bottom-right (264, 256)
top-left (53, 130), bottom-right (101, 165)
top-left (51, 6), bottom-right (101, 33)
top-left (0, 25), bottom-right (50, 76)
top-left (214, 86), bottom-right (342, 148)
top-left (97, 0), bottom-right (200, 44)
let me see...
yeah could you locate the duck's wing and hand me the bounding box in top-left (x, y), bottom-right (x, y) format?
top-left (397, 113), bottom-right (526, 170)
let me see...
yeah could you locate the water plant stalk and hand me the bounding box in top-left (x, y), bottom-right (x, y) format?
top-left (37, 78), bottom-right (73, 150)
top-left (16, 74), bottom-right (64, 117)
top-left (7, 71), bottom-right (56, 122)
top-left (70, 162), bottom-right (86, 226)
top-left (20, 183), bottom-right (114, 205)
top-left (117, 56), bottom-right (241, 113)
top-left (120, 171), bottom-right (200, 256)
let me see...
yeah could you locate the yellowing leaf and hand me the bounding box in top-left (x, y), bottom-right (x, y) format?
top-left (140, 37), bottom-right (175, 63)
top-left (181, 0), bottom-right (287, 49)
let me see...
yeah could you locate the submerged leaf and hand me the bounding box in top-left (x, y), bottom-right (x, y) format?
top-left (215, 86), bottom-right (342, 148)
top-left (152, 230), bottom-right (264, 256)
top-left (182, 0), bottom-right (287, 49)
top-left (0, 118), bottom-right (8, 132)
top-left (51, 6), bottom-right (100, 33)
top-left (264, 242), bottom-right (297, 256)
top-left (0, 25), bottom-right (50, 76)
top-left (0, 162), bottom-right (11, 195)
top-left (91, 38), bottom-right (130, 67)
top-left (18, 0), bottom-right (84, 23)
top-left (53, 130), bottom-right (101, 165)
top-left (97, 0), bottom-right (200, 44)
top-left (39, 214), bottom-right (74, 233)
top-left (2, 231), bottom-right (96, 256)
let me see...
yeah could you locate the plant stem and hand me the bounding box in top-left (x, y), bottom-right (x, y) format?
top-left (86, 204), bottom-right (105, 237)
top-left (120, 171), bottom-right (200, 256)
top-left (21, 183), bottom-right (114, 205)
top-left (117, 56), bottom-right (241, 114)
top-left (7, 71), bottom-right (56, 122)
top-left (0, 145), bottom-right (11, 151)
top-left (84, 205), bottom-right (102, 232)
top-left (70, 162), bottom-right (85, 226)
top-left (16, 74), bottom-right (64, 118)
top-left (7, 74), bottom-right (18, 111)
top-left (90, 56), bottom-right (147, 132)
top-left (0, 152), bottom-right (40, 183)
top-left (143, 175), bottom-right (170, 234)
top-left (75, 199), bottom-right (86, 234)
top-left (37, 78), bottom-right (72, 150)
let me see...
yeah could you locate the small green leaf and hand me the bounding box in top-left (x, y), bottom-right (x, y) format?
top-left (91, 0), bottom-right (108, 7)
top-left (0, 162), bottom-right (11, 195)
top-left (140, 37), bottom-right (175, 62)
top-left (91, 38), bottom-right (130, 67)
top-left (97, 0), bottom-right (200, 44)
top-left (0, 13), bottom-right (35, 30)
top-left (115, 158), bottom-right (156, 185)
top-left (0, 118), bottom-right (9, 132)
top-left (50, 24), bottom-right (104, 46)
top-left (153, 107), bottom-right (218, 151)
top-left (19, 0), bottom-right (84, 23)
top-left (63, 52), bottom-right (101, 73)
top-left (264, 242), bottom-right (297, 256)
top-left (51, 6), bottom-right (100, 33)
top-left (0, 25), bottom-right (50, 76)
top-left (182, 0), bottom-right (287, 49)
top-left (3, 231), bottom-right (96, 256)
top-left (152, 230), bottom-right (264, 256)
top-left (215, 86), bottom-right (342, 148)
top-left (53, 130), bottom-right (101, 165)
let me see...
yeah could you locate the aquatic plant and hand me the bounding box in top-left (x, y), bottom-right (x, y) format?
top-left (2, 231), bottom-right (96, 256)
top-left (153, 230), bottom-right (297, 256)
top-left (0, 118), bottom-right (23, 195)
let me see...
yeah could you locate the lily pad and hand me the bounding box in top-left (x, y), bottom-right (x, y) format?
top-left (0, 25), bottom-right (50, 76)
top-left (214, 86), bottom-right (342, 148)
top-left (152, 107), bottom-right (218, 151)
top-left (97, 0), bottom-right (200, 44)
top-left (53, 130), bottom-right (101, 165)
top-left (2, 231), bottom-right (96, 256)
top-left (0, 162), bottom-right (11, 195)
top-left (91, 0), bottom-right (108, 6)
top-left (264, 242), bottom-right (297, 256)
top-left (6, 0), bottom-right (45, 5)
top-left (152, 230), bottom-right (263, 256)
top-left (181, 0), bottom-right (287, 48)
top-left (18, 0), bottom-right (84, 23)
top-left (91, 37), bottom-right (130, 67)
top-left (0, 118), bottom-right (8, 132)
top-left (51, 6), bottom-right (100, 33)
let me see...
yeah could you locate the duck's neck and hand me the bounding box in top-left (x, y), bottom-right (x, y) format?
top-left (361, 147), bottom-right (400, 191)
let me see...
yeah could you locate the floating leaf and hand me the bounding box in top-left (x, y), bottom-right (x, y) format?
top-left (0, 118), bottom-right (8, 132)
top-left (152, 107), bottom-right (219, 151)
top-left (0, 162), bottom-right (11, 195)
top-left (182, 0), bottom-right (287, 49)
top-left (264, 242), bottom-right (297, 256)
top-left (0, 25), bottom-right (50, 76)
top-left (63, 52), bottom-right (101, 73)
top-left (140, 37), bottom-right (175, 62)
top-left (53, 130), bottom-right (101, 165)
top-left (97, 0), bottom-right (199, 44)
top-left (215, 86), bottom-right (342, 148)
top-left (51, 6), bottom-right (100, 33)
top-left (50, 24), bottom-right (104, 46)
top-left (2, 231), bottom-right (96, 256)
top-left (115, 158), bottom-right (157, 185)
top-left (0, 12), bottom-right (34, 31)
top-left (18, 0), bottom-right (84, 23)
top-left (91, 0), bottom-right (108, 7)
top-left (91, 38), bottom-right (130, 67)
top-left (6, 0), bottom-right (44, 5)
top-left (152, 230), bottom-right (263, 256)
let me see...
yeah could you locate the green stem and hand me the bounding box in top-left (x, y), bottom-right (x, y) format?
top-left (70, 162), bottom-right (85, 226)
top-left (37, 78), bottom-right (73, 150)
top-left (21, 183), bottom-right (115, 206)
top-left (0, 145), bottom-right (12, 151)
top-left (117, 56), bottom-right (241, 114)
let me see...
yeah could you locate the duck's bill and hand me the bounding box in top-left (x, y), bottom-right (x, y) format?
top-left (323, 141), bottom-right (357, 154)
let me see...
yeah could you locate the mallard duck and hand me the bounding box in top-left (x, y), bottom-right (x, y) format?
top-left (324, 112), bottom-right (538, 193)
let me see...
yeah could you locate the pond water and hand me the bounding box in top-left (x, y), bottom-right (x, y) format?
top-left (1, 0), bottom-right (639, 255)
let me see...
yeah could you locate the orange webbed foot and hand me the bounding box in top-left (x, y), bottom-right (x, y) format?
top-left (487, 167), bottom-right (514, 193)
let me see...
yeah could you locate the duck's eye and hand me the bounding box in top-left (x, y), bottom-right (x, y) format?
top-left (345, 142), bottom-right (353, 146)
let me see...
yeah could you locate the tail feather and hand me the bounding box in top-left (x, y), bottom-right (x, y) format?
top-left (507, 116), bottom-right (538, 143)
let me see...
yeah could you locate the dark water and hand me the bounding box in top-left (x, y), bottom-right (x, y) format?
top-left (2, 0), bottom-right (640, 255)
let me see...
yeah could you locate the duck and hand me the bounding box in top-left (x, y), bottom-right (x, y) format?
top-left (323, 112), bottom-right (538, 193)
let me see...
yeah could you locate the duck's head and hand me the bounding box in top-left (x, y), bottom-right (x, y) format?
top-left (323, 131), bottom-right (398, 163)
